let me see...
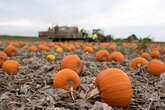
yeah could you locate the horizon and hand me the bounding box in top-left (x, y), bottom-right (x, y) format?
top-left (0, 0), bottom-right (165, 41)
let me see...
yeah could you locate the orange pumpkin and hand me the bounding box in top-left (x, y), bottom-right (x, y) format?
top-left (0, 51), bottom-right (8, 67)
top-left (95, 68), bottom-right (132, 107)
top-left (4, 45), bottom-right (17, 57)
top-left (161, 48), bottom-right (165, 54)
top-left (96, 50), bottom-right (109, 62)
top-left (53, 69), bottom-right (80, 90)
top-left (28, 46), bottom-right (38, 52)
top-left (100, 42), bottom-right (110, 48)
top-left (150, 50), bottom-right (160, 58)
top-left (60, 55), bottom-right (83, 75)
top-left (141, 52), bottom-right (151, 59)
top-left (147, 59), bottom-right (165, 76)
top-left (130, 57), bottom-right (149, 70)
top-left (109, 42), bottom-right (117, 50)
top-left (83, 46), bottom-right (94, 54)
top-left (109, 51), bottom-right (124, 62)
top-left (38, 44), bottom-right (50, 52)
top-left (2, 60), bottom-right (19, 75)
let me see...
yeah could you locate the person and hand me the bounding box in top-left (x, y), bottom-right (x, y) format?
top-left (87, 33), bottom-right (97, 42)
top-left (92, 33), bottom-right (97, 41)
top-left (80, 28), bottom-right (88, 38)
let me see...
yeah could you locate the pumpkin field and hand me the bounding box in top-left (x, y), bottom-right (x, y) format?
top-left (0, 39), bottom-right (165, 110)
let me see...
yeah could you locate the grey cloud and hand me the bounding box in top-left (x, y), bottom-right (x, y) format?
top-left (0, 0), bottom-right (165, 41)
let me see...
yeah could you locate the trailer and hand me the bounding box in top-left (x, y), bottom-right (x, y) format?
top-left (39, 25), bottom-right (85, 41)
top-left (38, 25), bottom-right (112, 42)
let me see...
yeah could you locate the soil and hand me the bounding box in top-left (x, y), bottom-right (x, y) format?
top-left (0, 49), bottom-right (165, 110)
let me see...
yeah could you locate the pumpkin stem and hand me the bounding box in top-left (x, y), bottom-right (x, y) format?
top-left (67, 80), bottom-right (75, 102)
top-left (85, 88), bottom-right (99, 100)
top-left (69, 86), bottom-right (75, 102)
top-left (136, 64), bottom-right (145, 75)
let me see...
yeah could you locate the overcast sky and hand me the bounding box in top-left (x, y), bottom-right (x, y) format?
top-left (0, 0), bottom-right (165, 41)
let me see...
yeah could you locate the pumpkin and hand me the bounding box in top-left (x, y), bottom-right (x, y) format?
top-left (141, 52), bottom-right (151, 59)
top-left (55, 47), bottom-right (64, 53)
top-left (63, 44), bottom-right (76, 52)
top-left (95, 68), bottom-right (132, 107)
top-left (147, 59), bottom-right (165, 76)
top-left (161, 48), bottom-right (165, 54)
top-left (150, 50), bottom-right (160, 58)
top-left (47, 42), bottom-right (55, 47)
top-left (53, 69), bottom-right (80, 91)
top-left (96, 50), bottom-right (109, 62)
top-left (83, 46), bottom-right (94, 54)
top-left (60, 55), bottom-right (83, 75)
top-left (100, 42), bottom-right (110, 48)
top-left (0, 51), bottom-right (8, 67)
top-left (130, 57), bottom-right (149, 70)
top-left (4, 45), bottom-right (17, 57)
top-left (2, 60), bottom-right (19, 75)
top-left (109, 51), bottom-right (124, 62)
top-left (109, 42), bottom-right (117, 50)
top-left (38, 44), bottom-right (50, 52)
top-left (47, 54), bottom-right (56, 62)
top-left (28, 46), bottom-right (38, 52)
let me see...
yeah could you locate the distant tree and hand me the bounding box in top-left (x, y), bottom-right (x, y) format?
top-left (138, 36), bottom-right (153, 51)
top-left (105, 34), bottom-right (113, 41)
top-left (126, 34), bottom-right (138, 42)
top-left (142, 37), bottom-right (152, 42)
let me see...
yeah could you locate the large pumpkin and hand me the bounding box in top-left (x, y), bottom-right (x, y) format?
top-left (95, 68), bottom-right (132, 107)
top-left (4, 45), bottom-right (17, 57)
top-left (130, 57), bottom-right (149, 70)
top-left (60, 55), bottom-right (83, 75)
top-left (53, 69), bottom-right (80, 91)
top-left (96, 50), bottom-right (109, 62)
top-left (147, 59), bottom-right (165, 76)
top-left (0, 51), bottom-right (8, 67)
top-left (2, 60), bottom-right (19, 75)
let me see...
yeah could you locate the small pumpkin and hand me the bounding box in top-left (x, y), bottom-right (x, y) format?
top-left (130, 57), bottom-right (149, 70)
top-left (96, 50), bottom-right (109, 62)
top-left (109, 51), bottom-right (125, 62)
top-left (38, 44), bottom-right (50, 52)
top-left (150, 50), bottom-right (160, 58)
top-left (95, 68), bottom-right (132, 107)
top-left (141, 52), bottom-right (151, 59)
top-left (53, 69), bottom-right (80, 91)
top-left (2, 60), bottom-right (19, 75)
top-left (161, 48), bottom-right (165, 54)
top-left (47, 54), bottom-right (56, 62)
top-left (28, 46), bottom-right (38, 52)
top-left (55, 47), bottom-right (64, 53)
top-left (109, 42), bottom-right (117, 50)
top-left (147, 59), bottom-right (165, 76)
top-left (4, 45), bottom-right (17, 57)
top-left (0, 51), bottom-right (8, 67)
top-left (83, 46), bottom-right (94, 54)
top-left (60, 55), bottom-right (83, 75)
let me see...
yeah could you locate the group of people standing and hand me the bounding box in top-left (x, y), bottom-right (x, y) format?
top-left (80, 29), bottom-right (98, 42)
